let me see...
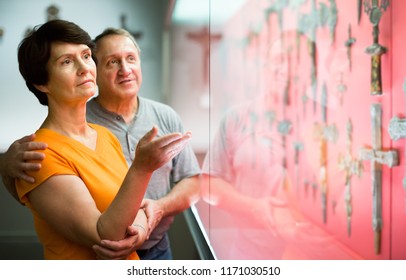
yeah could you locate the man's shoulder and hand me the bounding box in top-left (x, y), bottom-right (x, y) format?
top-left (139, 96), bottom-right (177, 116)
top-left (139, 96), bottom-right (172, 109)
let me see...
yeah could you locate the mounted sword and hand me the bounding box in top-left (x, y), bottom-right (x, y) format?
top-left (364, 0), bottom-right (389, 95)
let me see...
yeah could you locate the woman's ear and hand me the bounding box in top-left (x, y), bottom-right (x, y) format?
top-left (33, 84), bottom-right (49, 93)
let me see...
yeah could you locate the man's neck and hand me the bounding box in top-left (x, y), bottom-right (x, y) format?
top-left (96, 95), bottom-right (139, 124)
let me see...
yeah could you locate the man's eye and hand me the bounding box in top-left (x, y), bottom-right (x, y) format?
top-left (62, 59), bottom-right (71, 65)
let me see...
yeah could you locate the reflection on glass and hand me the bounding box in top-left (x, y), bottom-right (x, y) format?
top-left (198, 0), bottom-right (369, 260)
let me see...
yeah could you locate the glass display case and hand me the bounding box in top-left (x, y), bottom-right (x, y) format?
top-left (187, 0), bottom-right (406, 260)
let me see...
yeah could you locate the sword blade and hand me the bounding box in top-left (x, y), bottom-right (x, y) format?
top-left (358, 0), bottom-right (362, 24)
top-left (371, 104), bottom-right (383, 255)
top-left (322, 192), bottom-right (327, 223)
top-left (372, 167), bottom-right (382, 255)
top-left (345, 181), bottom-right (352, 237)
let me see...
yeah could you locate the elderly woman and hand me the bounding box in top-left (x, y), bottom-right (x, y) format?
top-left (15, 19), bottom-right (190, 259)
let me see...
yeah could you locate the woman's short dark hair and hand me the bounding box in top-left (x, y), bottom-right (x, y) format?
top-left (17, 19), bottom-right (95, 106)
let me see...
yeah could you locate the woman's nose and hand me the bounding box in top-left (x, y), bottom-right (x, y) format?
top-left (78, 59), bottom-right (92, 74)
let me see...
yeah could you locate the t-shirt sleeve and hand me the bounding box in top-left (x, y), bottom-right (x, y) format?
top-left (16, 147), bottom-right (76, 205)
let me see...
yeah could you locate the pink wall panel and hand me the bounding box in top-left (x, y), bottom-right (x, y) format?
top-left (196, 0), bottom-right (403, 259)
top-left (390, 0), bottom-right (406, 260)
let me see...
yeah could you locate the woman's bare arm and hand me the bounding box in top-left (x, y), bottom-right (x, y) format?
top-left (27, 127), bottom-right (191, 247)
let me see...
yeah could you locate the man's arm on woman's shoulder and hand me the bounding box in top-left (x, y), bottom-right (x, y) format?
top-left (0, 134), bottom-right (47, 202)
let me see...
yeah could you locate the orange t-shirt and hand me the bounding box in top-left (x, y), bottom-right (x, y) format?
top-left (16, 123), bottom-right (139, 260)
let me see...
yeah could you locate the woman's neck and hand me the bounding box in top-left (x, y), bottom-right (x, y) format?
top-left (41, 102), bottom-right (96, 149)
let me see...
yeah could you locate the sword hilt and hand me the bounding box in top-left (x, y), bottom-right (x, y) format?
top-left (365, 44), bottom-right (387, 95)
top-left (370, 55), bottom-right (383, 95)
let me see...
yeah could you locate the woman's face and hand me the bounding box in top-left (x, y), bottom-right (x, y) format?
top-left (37, 42), bottom-right (97, 104)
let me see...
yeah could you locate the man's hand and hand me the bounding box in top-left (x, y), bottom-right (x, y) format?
top-left (1, 134), bottom-right (47, 202)
top-left (141, 198), bottom-right (164, 239)
top-left (132, 126), bottom-right (191, 173)
top-left (92, 225), bottom-right (146, 260)
top-left (1, 133), bottom-right (47, 183)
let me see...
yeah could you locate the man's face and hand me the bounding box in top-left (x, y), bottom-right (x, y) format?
top-left (94, 34), bottom-right (142, 101)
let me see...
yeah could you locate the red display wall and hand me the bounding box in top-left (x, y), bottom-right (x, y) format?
top-left (195, 0), bottom-right (406, 259)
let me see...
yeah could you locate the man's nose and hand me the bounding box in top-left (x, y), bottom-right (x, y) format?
top-left (119, 61), bottom-right (131, 74)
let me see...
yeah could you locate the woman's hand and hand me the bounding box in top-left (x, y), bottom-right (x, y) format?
top-left (132, 126), bottom-right (191, 173)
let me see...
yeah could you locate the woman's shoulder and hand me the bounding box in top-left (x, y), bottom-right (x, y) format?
top-left (34, 128), bottom-right (65, 145)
